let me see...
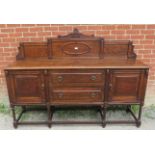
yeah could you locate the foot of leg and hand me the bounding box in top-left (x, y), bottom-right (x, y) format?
top-left (13, 122), bottom-right (18, 129)
top-left (136, 121), bottom-right (141, 127)
top-left (101, 105), bottom-right (106, 128)
top-left (22, 106), bottom-right (26, 112)
top-left (126, 105), bottom-right (130, 113)
top-left (102, 122), bottom-right (106, 128)
top-left (47, 104), bottom-right (52, 128)
top-left (48, 122), bottom-right (51, 128)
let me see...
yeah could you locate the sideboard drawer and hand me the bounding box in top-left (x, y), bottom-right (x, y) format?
top-left (51, 88), bottom-right (103, 104)
top-left (50, 71), bottom-right (105, 86)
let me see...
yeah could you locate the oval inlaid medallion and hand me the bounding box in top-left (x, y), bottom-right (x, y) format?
top-left (62, 42), bottom-right (91, 56)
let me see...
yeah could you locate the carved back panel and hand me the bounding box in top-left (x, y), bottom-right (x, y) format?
top-left (48, 29), bottom-right (104, 59)
top-left (48, 39), bottom-right (103, 59)
top-left (104, 40), bottom-right (136, 59)
top-left (16, 28), bottom-right (136, 60)
top-left (16, 42), bottom-right (48, 60)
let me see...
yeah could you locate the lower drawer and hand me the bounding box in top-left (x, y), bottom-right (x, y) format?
top-left (50, 88), bottom-right (104, 104)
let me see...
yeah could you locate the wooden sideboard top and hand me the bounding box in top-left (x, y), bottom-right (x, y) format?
top-left (5, 58), bottom-right (148, 70)
top-left (5, 29), bottom-right (149, 70)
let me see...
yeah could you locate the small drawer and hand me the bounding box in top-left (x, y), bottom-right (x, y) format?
top-left (50, 71), bottom-right (105, 86)
top-left (51, 88), bottom-right (103, 103)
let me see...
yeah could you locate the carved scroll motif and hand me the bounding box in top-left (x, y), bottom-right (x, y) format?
top-left (127, 41), bottom-right (137, 59)
top-left (16, 43), bottom-right (25, 60)
top-left (58, 28), bottom-right (94, 38)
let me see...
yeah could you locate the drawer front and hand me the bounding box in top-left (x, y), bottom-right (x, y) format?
top-left (50, 88), bottom-right (103, 104)
top-left (50, 71), bottom-right (105, 86)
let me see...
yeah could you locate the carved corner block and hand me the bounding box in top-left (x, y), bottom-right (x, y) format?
top-left (127, 41), bottom-right (137, 59)
top-left (16, 43), bottom-right (25, 60)
top-left (4, 70), bottom-right (9, 76)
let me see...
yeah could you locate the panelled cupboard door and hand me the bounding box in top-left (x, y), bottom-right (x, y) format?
top-left (108, 69), bottom-right (147, 103)
top-left (7, 70), bottom-right (45, 105)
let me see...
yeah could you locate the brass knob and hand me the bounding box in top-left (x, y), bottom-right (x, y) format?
top-left (109, 83), bottom-right (112, 87)
top-left (41, 83), bottom-right (45, 89)
top-left (91, 92), bottom-right (96, 98)
top-left (91, 75), bottom-right (96, 81)
top-left (109, 83), bottom-right (112, 90)
top-left (57, 75), bottom-right (63, 82)
top-left (58, 92), bottom-right (64, 98)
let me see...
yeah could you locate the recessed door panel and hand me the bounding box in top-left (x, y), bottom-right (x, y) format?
top-left (108, 70), bottom-right (146, 103)
top-left (10, 71), bottom-right (45, 104)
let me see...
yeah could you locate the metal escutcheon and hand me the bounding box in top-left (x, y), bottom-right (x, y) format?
top-left (91, 75), bottom-right (96, 81)
top-left (58, 92), bottom-right (64, 98)
top-left (91, 92), bottom-right (96, 98)
top-left (57, 75), bottom-right (64, 82)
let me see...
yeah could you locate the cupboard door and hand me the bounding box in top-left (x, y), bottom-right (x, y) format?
top-left (108, 69), bottom-right (147, 103)
top-left (8, 70), bottom-right (45, 105)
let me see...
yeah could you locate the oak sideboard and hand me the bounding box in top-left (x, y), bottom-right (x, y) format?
top-left (5, 29), bottom-right (149, 128)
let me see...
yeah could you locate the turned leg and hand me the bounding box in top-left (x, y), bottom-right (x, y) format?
top-left (101, 105), bottom-right (106, 128)
top-left (126, 105), bottom-right (131, 113)
top-left (136, 105), bottom-right (142, 127)
top-left (22, 106), bottom-right (26, 112)
top-left (127, 104), bottom-right (142, 127)
top-left (47, 104), bottom-right (51, 128)
top-left (11, 106), bottom-right (18, 129)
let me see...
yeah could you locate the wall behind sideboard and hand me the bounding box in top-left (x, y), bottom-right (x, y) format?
top-left (0, 24), bottom-right (155, 106)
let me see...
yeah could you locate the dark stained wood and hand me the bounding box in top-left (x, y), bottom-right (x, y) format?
top-left (51, 87), bottom-right (103, 105)
top-left (48, 39), bottom-right (102, 59)
top-left (104, 40), bottom-right (136, 59)
top-left (6, 70), bottom-right (45, 105)
top-left (108, 69), bottom-right (147, 103)
top-left (16, 29), bottom-right (136, 60)
top-left (4, 28), bottom-right (149, 128)
top-left (49, 69), bottom-right (105, 87)
top-left (16, 42), bottom-right (48, 60)
top-left (5, 59), bottom-right (148, 70)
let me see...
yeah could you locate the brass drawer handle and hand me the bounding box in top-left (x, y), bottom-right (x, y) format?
top-left (57, 75), bottom-right (64, 82)
top-left (91, 75), bottom-right (96, 81)
top-left (91, 92), bottom-right (96, 98)
top-left (58, 92), bottom-right (64, 98)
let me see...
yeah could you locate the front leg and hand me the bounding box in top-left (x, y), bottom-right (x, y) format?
top-left (101, 105), bottom-right (106, 128)
top-left (11, 106), bottom-right (18, 129)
